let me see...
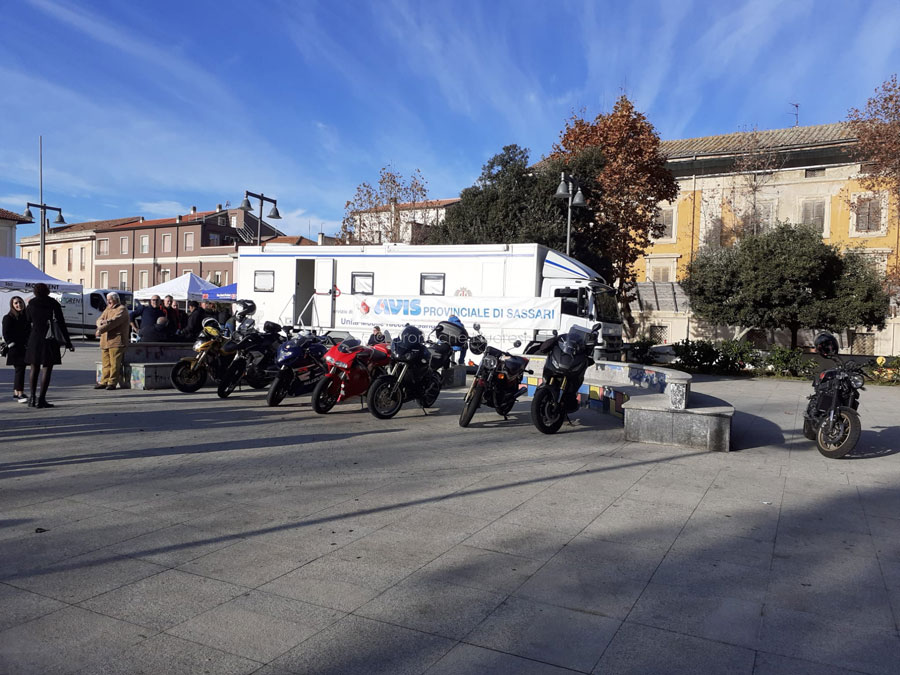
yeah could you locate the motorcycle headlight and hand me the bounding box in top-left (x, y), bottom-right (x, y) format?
top-left (850, 373), bottom-right (864, 389)
top-left (325, 355), bottom-right (335, 365)
top-left (334, 360), bottom-right (350, 369)
top-left (481, 354), bottom-right (498, 370)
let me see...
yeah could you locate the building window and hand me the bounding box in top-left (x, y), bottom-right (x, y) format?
top-left (420, 273), bottom-right (445, 296)
top-left (649, 265), bottom-right (670, 283)
top-left (649, 325), bottom-right (669, 345)
top-left (849, 331), bottom-right (875, 356)
top-left (120, 237), bottom-right (128, 254)
top-left (254, 270), bottom-right (275, 292)
top-left (26, 251), bottom-right (32, 263)
top-left (753, 199), bottom-right (777, 233)
top-left (351, 272), bottom-right (374, 295)
top-left (230, 215), bottom-right (237, 228)
top-left (654, 207), bottom-right (675, 240)
top-left (182, 269), bottom-right (193, 276)
top-left (97, 239), bottom-right (109, 256)
top-left (119, 271), bottom-right (128, 291)
top-left (79, 246), bottom-right (86, 270)
top-left (210, 233), bottom-right (220, 246)
top-left (52, 249), bottom-right (57, 265)
top-left (161, 269), bottom-right (171, 283)
top-left (100, 271), bottom-right (108, 288)
top-left (140, 235), bottom-right (149, 254)
top-left (139, 270), bottom-right (149, 289)
top-left (162, 233), bottom-right (172, 253)
top-left (213, 271), bottom-right (222, 285)
top-left (805, 168), bottom-right (826, 178)
top-left (67, 248), bottom-right (73, 271)
top-left (185, 232), bottom-right (195, 251)
top-left (79, 278), bottom-right (84, 286)
top-left (852, 193), bottom-right (885, 234)
top-left (800, 198), bottom-right (826, 234)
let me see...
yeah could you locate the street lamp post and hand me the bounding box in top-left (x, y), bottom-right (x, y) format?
top-left (238, 191), bottom-right (282, 246)
top-left (553, 172), bottom-right (586, 257)
top-left (23, 202), bottom-right (65, 272)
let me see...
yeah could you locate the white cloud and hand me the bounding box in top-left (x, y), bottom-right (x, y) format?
top-left (137, 201), bottom-right (189, 217)
top-left (277, 207), bottom-right (342, 238)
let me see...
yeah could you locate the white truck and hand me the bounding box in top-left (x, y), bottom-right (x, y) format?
top-left (56, 289), bottom-right (134, 338)
top-left (236, 243), bottom-right (623, 358)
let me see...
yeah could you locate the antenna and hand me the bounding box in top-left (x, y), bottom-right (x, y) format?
top-left (789, 103), bottom-right (799, 127)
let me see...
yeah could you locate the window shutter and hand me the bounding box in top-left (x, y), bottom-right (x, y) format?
top-left (801, 199), bottom-right (826, 232)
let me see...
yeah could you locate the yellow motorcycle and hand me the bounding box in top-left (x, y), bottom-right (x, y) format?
top-left (170, 319), bottom-right (238, 393)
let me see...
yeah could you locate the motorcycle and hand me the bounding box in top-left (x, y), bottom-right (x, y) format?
top-left (803, 332), bottom-right (866, 458)
top-left (311, 338), bottom-right (392, 414)
top-left (530, 325), bottom-right (597, 434)
top-left (366, 323), bottom-right (457, 419)
top-left (265, 329), bottom-right (329, 407)
top-left (170, 318), bottom-right (238, 393)
top-left (459, 329), bottom-right (532, 427)
top-left (216, 321), bottom-right (286, 398)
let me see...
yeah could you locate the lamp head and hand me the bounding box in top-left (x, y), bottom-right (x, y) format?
top-left (238, 196), bottom-right (253, 211)
top-left (554, 179), bottom-right (570, 200)
top-left (54, 212), bottom-right (66, 224)
top-left (572, 188), bottom-right (586, 208)
top-left (23, 206), bottom-right (34, 221)
top-left (267, 205), bottom-right (281, 220)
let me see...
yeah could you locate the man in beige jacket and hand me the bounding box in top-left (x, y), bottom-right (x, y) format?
top-left (95, 292), bottom-right (130, 390)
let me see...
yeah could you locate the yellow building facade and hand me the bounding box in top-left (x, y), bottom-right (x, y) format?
top-left (636, 123), bottom-right (900, 355)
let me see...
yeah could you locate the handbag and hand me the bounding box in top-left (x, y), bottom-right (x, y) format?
top-left (46, 312), bottom-right (66, 344)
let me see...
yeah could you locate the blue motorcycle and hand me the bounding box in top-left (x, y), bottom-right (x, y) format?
top-left (265, 330), bottom-right (329, 406)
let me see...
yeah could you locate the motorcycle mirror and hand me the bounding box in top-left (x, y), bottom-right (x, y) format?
top-left (552, 330), bottom-right (558, 337)
top-left (592, 323), bottom-right (602, 333)
top-left (473, 323), bottom-right (481, 332)
top-left (513, 340), bottom-right (521, 348)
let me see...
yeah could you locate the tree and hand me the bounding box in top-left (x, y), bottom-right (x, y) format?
top-left (847, 74), bottom-right (900, 295)
top-left (340, 167), bottom-right (430, 244)
top-left (683, 223), bottom-right (889, 348)
top-left (549, 96), bottom-right (679, 328)
top-left (427, 144), bottom-right (572, 251)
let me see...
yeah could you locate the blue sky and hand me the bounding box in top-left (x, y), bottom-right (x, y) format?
top-left (3, 0), bottom-right (899, 242)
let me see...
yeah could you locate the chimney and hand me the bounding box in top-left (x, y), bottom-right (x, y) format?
top-left (176, 215), bottom-right (182, 223)
top-left (317, 232), bottom-right (325, 246)
top-left (191, 205), bottom-right (197, 214)
top-left (140, 217), bottom-right (145, 223)
top-left (216, 204), bottom-right (223, 212)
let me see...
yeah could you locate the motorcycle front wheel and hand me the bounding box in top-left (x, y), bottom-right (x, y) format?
top-left (312, 376), bottom-right (340, 414)
top-left (245, 369), bottom-right (271, 389)
top-left (266, 369), bottom-right (292, 407)
top-left (217, 358), bottom-right (245, 399)
top-left (531, 385), bottom-right (565, 434)
top-left (815, 407), bottom-right (861, 459)
top-left (417, 370), bottom-right (442, 408)
top-left (458, 383), bottom-right (484, 428)
top-left (367, 375), bottom-right (403, 419)
top-left (171, 360), bottom-right (207, 393)
top-left (802, 418), bottom-right (817, 441)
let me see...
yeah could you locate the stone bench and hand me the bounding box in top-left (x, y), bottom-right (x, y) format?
top-left (523, 356), bottom-right (733, 452)
top-left (96, 362), bottom-right (179, 390)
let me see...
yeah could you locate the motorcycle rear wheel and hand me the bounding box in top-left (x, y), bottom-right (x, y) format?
top-left (367, 375), bottom-right (403, 419)
top-left (171, 360), bottom-right (207, 393)
top-left (266, 370), bottom-right (291, 407)
top-left (217, 359), bottom-right (244, 399)
top-left (531, 385), bottom-right (565, 434)
top-left (815, 407), bottom-right (861, 459)
top-left (312, 377), bottom-right (340, 414)
top-left (417, 371), bottom-right (443, 408)
top-left (459, 384), bottom-right (484, 428)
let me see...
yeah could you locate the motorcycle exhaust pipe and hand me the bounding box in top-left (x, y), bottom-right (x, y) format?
top-left (515, 386), bottom-right (528, 399)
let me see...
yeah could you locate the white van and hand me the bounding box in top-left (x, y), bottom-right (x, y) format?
top-left (56, 289), bottom-right (134, 338)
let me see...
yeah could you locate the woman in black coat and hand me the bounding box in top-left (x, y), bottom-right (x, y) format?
top-left (25, 283), bottom-right (74, 408)
top-left (2, 295), bottom-right (30, 402)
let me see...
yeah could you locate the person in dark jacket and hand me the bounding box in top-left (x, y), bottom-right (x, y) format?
top-left (130, 295), bottom-right (164, 336)
top-left (2, 295), bottom-right (30, 402)
top-left (178, 301), bottom-right (204, 340)
top-left (140, 316), bottom-right (171, 342)
top-left (367, 325), bottom-right (386, 346)
top-left (25, 283), bottom-right (74, 408)
top-left (160, 295), bottom-right (183, 336)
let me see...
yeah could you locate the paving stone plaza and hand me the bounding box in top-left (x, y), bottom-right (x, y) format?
top-left (2, 346), bottom-right (900, 674)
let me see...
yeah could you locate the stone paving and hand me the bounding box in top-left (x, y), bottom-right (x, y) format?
top-left (1, 346), bottom-right (900, 674)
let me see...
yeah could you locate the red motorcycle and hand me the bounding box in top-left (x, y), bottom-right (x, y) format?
top-left (311, 338), bottom-right (391, 413)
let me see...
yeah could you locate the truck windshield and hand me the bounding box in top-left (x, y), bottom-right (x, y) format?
top-left (592, 288), bottom-right (621, 323)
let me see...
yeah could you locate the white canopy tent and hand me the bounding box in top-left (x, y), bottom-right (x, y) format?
top-left (0, 256), bottom-right (82, 294)
top-left (133, 272), bottom-right (218, 302)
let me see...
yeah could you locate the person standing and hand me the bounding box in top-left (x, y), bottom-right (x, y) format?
top-left (130, 295), bottom-right (163, 337)
top-left (95, 292), bottom-right (130, 390)
top-left (161, 295), bottom-right (183, 335)
top-left (179, 301), bottom-right (204, 340)
top-left (368, 326), bottom-right (386, 346)
top-left (24, 283), bottom-right (74, 408)
top-left (2, 295), bottom-right (30, 402)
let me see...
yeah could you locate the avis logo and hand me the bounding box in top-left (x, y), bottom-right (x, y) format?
top-left (373, 298), bottom-right (421, 316)
top-left (359, 300), bottom-right (370, 314)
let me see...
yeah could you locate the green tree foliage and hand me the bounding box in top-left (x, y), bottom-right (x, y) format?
top-left (683, 223), bottom-right (890, 348)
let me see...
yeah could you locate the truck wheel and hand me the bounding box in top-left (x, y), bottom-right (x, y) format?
top-left (815, 407), bottom-right (861, 459)
top-left (171, 361), bottom-right (206, 393)
top-left (458, 384), bottom-right (483, 428)
top-left (312, 377), bottom-right (339, 414)
top-left (266, 370), bottom-right (291, 407)
top-left (531, 386), bottom-right (564, 434)
top-left (367, 375), bottom-right (403, 419)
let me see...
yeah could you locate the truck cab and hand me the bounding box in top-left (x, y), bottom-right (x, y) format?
top-left (532, 279), bottom-right (623, 359)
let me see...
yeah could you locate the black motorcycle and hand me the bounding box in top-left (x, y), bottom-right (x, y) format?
top-left (171, 318), bottom-right (240, 393)
top-left (265, 330), bottom-right (329, 407)
top-left (216, 321), bottom-right (286, 398)
top-left (803, 332), bottom-right (865, 459)
top-left (366, 324), bottom-right (454, 419)
top-left (459, 330), bottom-right (532, 427)
top-left (530, 325), bottom-right (596, 434)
